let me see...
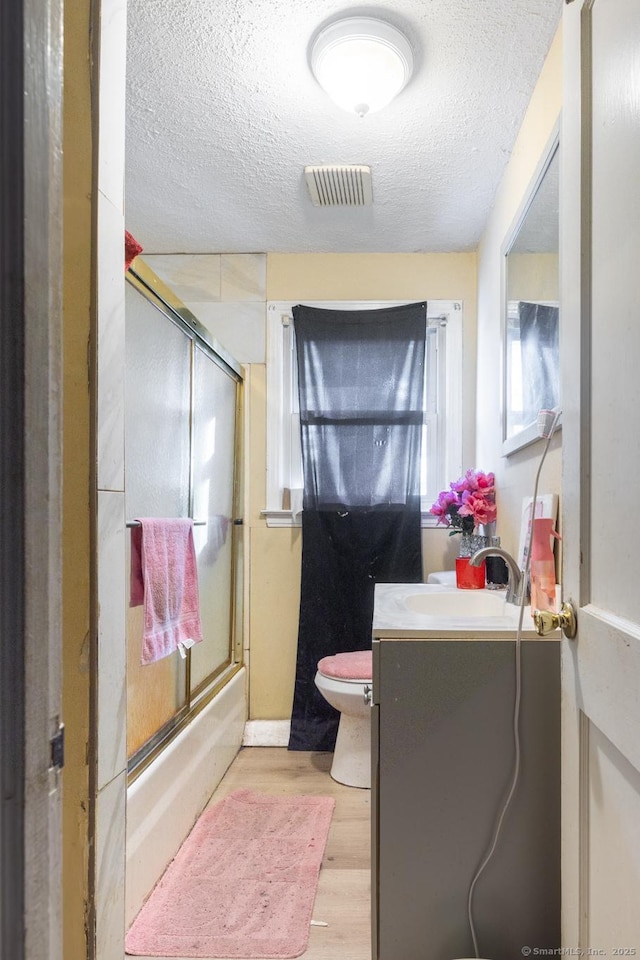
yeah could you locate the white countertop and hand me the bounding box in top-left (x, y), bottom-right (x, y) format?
top-left (372, 582), bottom-right (560, 640)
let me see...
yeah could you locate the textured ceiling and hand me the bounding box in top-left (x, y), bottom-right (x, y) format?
top-left (125, 0), bottom-right (561, 255)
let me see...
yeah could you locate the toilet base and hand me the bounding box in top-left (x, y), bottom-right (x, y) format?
top-left (331, 713), bottom-right (371, 788)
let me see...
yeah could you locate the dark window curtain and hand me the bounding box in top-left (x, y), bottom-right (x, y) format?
top-left (519, 301), bottom-right (560, 424)
top-left (288, 302), bottom-right (427, 751)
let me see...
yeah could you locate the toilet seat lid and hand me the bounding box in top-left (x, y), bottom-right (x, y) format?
top-left (317, 650), bottom-right (372, 681)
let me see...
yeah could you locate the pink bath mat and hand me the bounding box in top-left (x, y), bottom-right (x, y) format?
top-left (125, 788), bottom-right (336, 958)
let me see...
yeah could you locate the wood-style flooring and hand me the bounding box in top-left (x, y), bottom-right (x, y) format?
top-left (126, 747), bottom-right (372, 960)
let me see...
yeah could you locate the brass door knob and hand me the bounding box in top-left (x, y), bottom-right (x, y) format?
top-left (533, 601), bottom-right (578, 639)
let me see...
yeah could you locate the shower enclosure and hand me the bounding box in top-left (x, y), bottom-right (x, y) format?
top-left (124, 272), bottom-right (244, 777)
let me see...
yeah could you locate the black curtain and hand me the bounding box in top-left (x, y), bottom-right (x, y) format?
top-left (288, 302), bottom-right (427, 751)
top-left (519, 301), bottom-right (560, 424)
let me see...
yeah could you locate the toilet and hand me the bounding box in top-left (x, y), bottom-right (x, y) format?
top-left (314, 650), bottom-right (373, 789)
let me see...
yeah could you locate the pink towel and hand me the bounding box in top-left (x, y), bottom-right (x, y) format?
top-left (130, 518), bottom-right (203, 664)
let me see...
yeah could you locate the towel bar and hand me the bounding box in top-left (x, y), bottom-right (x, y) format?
top-left (126, 519), bottom-right (208, 528)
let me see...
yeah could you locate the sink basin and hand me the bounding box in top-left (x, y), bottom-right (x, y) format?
top-left (371, 583), bottom-right (549, 638)
top-left (404, 589), bottom-right (508, 618)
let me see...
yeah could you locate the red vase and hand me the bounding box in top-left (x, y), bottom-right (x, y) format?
top-left (455, 556), bottom-right (486, 589)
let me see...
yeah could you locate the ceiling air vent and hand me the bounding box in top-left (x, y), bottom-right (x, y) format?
top-left (304, 165), bottom-right (373, 207)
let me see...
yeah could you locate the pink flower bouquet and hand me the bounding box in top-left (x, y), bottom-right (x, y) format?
top-left (430, 469), bottom-right (497, 537)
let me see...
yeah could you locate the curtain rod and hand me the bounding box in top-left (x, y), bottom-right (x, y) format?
top-left (281, 312), bottom-right (449, 326)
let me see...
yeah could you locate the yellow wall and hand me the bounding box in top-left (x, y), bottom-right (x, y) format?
top-left (476, 24), bottom-right (563, 556)
top-left (62, 0), bottom-right (93, 953)
top-left (249, 253), bottom-right (477, 719)
top-left (507, 252), bottom-right (559, 303)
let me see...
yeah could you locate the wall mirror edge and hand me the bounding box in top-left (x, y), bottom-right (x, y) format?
top-left (501, 120), bottom-right (561, 457)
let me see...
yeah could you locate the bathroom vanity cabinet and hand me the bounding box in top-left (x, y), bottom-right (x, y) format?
top-left (371, 636), bottom-right (561, 960)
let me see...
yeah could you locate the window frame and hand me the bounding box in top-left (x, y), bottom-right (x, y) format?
top-left (263, 299), bottom-right (463, 527)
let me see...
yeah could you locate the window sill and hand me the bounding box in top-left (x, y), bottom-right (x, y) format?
top-left (261, 509), bottom-right (443, 530)
top-left (261, 510), bottom-right (302, 528)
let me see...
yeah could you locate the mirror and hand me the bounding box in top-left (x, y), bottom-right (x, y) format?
top-left (503, 136), bottom-right (560, 455)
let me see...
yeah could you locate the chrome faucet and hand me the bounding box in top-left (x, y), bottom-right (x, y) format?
top-left (470, 547), bottom-right (529, 605)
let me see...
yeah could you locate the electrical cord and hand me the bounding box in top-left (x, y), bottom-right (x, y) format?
top-left (466, 410), bottom-right (561, 957)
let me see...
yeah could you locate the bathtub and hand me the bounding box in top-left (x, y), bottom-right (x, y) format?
top-left (125, 667), bottom-right (246, 924)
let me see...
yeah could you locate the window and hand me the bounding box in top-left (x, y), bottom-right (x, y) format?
top-left (264, 300), bottom-right (463, 527)
top-left (505, 299), bottom-right (560, 444)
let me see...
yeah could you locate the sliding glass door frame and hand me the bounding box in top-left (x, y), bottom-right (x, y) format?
top-left (124, 268), bottom-right (244, 781)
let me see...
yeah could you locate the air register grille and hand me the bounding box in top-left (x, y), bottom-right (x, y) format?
top-left (304, 165), bottom-right (373, 207)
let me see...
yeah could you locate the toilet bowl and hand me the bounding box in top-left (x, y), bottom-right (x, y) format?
top-left (314, 650), bottom-right (372, 789)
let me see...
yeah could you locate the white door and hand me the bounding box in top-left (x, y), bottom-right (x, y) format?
top-left (562, 0), bottom-right (640, 951)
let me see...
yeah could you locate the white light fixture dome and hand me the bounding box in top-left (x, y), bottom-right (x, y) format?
top-left (310, 16), bottom-right (414, 117)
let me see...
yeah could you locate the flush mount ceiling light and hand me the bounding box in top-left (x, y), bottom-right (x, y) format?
top-left (310, 16), bottom-right (414, 117)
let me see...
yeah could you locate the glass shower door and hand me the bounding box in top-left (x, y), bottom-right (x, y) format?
top-left (190, 345), bottom-right (240, 692)
top-left (124, 277), bottom-right (243, 771)
top-left (124, 286), bottom-right (191, 757)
